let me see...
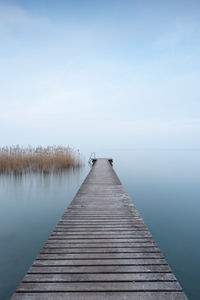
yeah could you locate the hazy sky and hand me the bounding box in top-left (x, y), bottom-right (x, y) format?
top-left (0, 0), bottom-right (200, 151)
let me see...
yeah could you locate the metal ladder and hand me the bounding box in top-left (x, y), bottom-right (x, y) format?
top-left (88, 152), bottom-right (96, 165)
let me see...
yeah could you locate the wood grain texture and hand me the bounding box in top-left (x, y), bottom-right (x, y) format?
top-left (12, 292), bottom-right (188, 300)
top-left (23, 273), bottom-right (176, 282)
top-left (16, 282), bottom-right (182, 292)
top-left (12, 158), bottom-right (187, 299)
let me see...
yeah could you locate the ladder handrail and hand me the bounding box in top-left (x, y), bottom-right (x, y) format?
top-left (88, 152), bottom-right (96, 165)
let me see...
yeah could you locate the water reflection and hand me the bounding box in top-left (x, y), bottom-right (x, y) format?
top-left (0, 150), bottom-right (200, 299)
top-left (99, 149), bottom-right (200, 300)
top-left (0, 166), bottom-right (89, 300)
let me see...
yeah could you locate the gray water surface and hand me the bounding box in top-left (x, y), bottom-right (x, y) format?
top-left (113, 149), bottom-right (200, 300)
top-left (0, 167), bottom-right (89, 300)
top-left (0, 150), bottom-right (199, 299)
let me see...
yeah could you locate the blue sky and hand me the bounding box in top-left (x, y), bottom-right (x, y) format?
top-left (0, 0), bottom-right (200, 150)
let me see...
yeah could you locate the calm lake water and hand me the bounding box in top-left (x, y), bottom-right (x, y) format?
top-left (0, 150), bottom-right (200, 299)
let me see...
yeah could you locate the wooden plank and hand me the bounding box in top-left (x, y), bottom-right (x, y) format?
top-left (33, 259), bottom-right (167, 266)
top-left (16, 282), bottom-right (182, 292)
top-left (60, 217), bottom-right (142, 220)
top-left (28, 265), bottom-right (172, 274)
top-left (49, 234), bottom-right (152, 239)
top-left (51, 231), bottom-right (150, 235)
top-left (46, 238), bottom-right (154, 243)
top-left (12, 292), bottom-right (188, 300)
top-left (63, 212), bottom-right (139, 215)
top-left (56, 225), bottom-right (146, 228)
top-left (58, 222), bottom-right (145, 225)
top-left (44, 242), bottom-right (157, 248)
top-left (54, 228), bottom-right (148, 231)
top-left (12, 158), bottom-right (187, 299)
top-left (23, 273), bottom-right (176, 282)
top-left (41, 247), bottom-right (160, 254)
top-left (37, 253), bottom-right (164, 259)
top-left (59, 219), bottom-right (145, 222)
top-left (65, 210), bottom-right (137, 213)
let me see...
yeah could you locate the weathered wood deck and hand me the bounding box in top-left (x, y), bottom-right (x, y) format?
top-left (12, 158), bottom-right (187, 299)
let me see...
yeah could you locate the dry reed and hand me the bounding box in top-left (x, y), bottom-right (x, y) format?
top-left (0, 146), bottom-right (82, 175)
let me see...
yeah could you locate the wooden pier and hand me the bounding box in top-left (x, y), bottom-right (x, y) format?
top-left (12, 158), bottom-right (187, 299)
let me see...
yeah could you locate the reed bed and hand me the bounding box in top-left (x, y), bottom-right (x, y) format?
top-left (0, 146), bottom-right (82, 175)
